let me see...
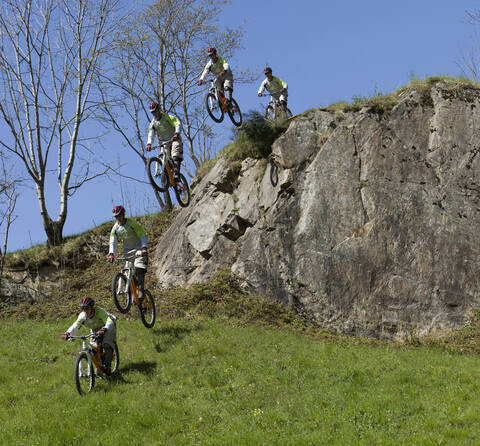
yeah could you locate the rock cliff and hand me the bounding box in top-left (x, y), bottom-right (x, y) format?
top-left (152, 81), bottom-right (480, 340)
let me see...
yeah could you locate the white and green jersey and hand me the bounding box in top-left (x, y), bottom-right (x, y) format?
top-left (258, 76), bottom-right (288, 95)
top-left (147, 113), bottom-right (182, 144)
top-left (109, 218), bottom-right (147, 255)
top-left (199, 56), bottom-right (231, 81)
top-left (67, 307), bottom-right (116, 335)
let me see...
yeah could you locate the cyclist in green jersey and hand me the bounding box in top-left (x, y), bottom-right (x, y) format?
top-left (146, 103), bottom-right (183, 181)
top-left (197, 47), bottom-right (234, 106)
top-left (108, 205), bottom-right (148, 300)
top-left (257, 66), bottom-right (288, 108)
top-left (61, 297), bottom-right (117, 375)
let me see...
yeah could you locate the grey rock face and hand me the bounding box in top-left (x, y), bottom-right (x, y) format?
top-left (152, 83), bottom-right (480, 339)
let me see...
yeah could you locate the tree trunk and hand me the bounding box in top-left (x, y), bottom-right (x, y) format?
top-left (44, 219), bottom-right (64, 246)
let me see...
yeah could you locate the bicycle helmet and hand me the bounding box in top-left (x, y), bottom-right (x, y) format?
top-left (112, 205), bottom-right (125, 217)
top-left (207, 47), bottom-right (217, 56)
top-left (80, 297), bottom-right (95, 308)
top-left (264, 66), bottom-right (272, 74)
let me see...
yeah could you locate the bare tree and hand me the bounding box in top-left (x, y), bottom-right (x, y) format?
top-left (99, 0), bottom-right (246, 210)
top-left (0, 153), bottom-right (19, 290)
top-left (0, 0), bottom-right (120, 245)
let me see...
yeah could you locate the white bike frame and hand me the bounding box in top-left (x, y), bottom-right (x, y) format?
top-left (70, 334), bottom-right (98, 376)
top-left (149, 141), bottom-right (174, 180)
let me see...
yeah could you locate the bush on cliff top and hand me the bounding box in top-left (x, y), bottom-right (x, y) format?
top-left (195, 111), bottom-right (291, 182)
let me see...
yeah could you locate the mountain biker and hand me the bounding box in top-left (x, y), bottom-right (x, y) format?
top-left (108, 205), bottom-right (148, 301)
top-left (197, 47), bottom-right (234, 107)
top-left (146, 103), bottom-right (183, 181)
top-left (61, 297), bottom-right (117, 375)
top-left (257, 67), bottom-right (288, 109)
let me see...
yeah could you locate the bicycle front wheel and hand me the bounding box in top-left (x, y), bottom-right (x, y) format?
top-left (265, 105), bottom-right (275, 121)
top-left (112, 272), bottom-right (131, 314)
top-left (74, 352), bottom-right (95, 395)
top-left (227, 98), bottom-right (242, 127)
top-left (138, 290), bottom-right (156, 328)
top-left (147, 156), bottom-right (168, 192)
top-left (174, 174), bottom-right (191, 207)
top-left (206, 93), bottom-right (224, 123)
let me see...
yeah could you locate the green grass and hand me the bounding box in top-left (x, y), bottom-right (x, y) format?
top-left (322, 75), bottom-right (480, 117)
top-left (2, 318), bottom-right (480, 445)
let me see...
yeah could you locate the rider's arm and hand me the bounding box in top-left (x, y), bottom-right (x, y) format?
top-left (257, 79), bottom-right (267, 95)
top-left (109, 224), bottom-right (118, 255)
top-left (279, 78), bottom-right (288, 90)
top-left (66, 312), bottom-right (87, 336)
top-left (129, 219), bottom-right (148, 248)
top-left (168, 115), bottom-right (182, 135)
top-left (199, 61), bottom-right (212, 82)
top-left (146, 118), bottom-right (156, 146)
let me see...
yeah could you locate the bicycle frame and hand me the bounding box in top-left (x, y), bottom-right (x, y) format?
top-left (209, 80), bottom-right (229, 112)
top-left (149, 141), bottom-right (177, 187)
top-left (115, 250), bottom-right (141, 305)
top-left (70, 334), bottom-right (104, 375)
top-left (262, 90), bottom-right (290, 120)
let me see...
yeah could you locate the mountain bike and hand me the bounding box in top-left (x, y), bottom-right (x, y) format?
top-left (111, 250), bottom-right (156, 328)
top-left (69, 333), bottom-right (119, 395)
top-left (260, 91), bottom-right (292, 120)
top-left (147, 140), bottom-right (190, 207)
top-left (205, 79), bottom-right (242, 127)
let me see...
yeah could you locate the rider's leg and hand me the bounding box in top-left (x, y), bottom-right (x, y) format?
top-left (279, 92), bottom-right (288, 112)
top-left (101, 328), bottom-right (116, 375)
top-left (172, 139), bottom-right (183, 181)
top-left (135, 266), bottom-right (146, 300)
top-left (224, 86), bottom-right (233, 103)
top-left (102, 343), bottom-right (113, 375)
top-left (224, 77), bottom-right (234, 105)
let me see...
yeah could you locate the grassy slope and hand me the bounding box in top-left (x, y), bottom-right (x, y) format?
top-left (3, 319), bottom-right (480, 446)
top-left (3, 76), bottom-right (480, 444)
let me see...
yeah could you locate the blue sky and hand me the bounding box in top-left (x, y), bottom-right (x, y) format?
top-left (8, 0), bottom-right (480, 252)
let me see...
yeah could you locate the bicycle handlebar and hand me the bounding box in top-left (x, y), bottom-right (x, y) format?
top-left (259, 90), bottom-right (285, 97)
top-left (115, 249), bottom-right (146, 262)
top-left (68, 333), bottom-right (98, 341)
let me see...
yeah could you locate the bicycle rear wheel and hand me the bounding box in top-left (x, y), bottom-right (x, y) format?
top-left (227, 98), bottom-right (242, 127)
top-left (174, 174), bottom-right (191, 207)
top-left (206, 93), bottom-right (224, 123)
top-left (111, 342), bottom-right (119, 374)
top-left (112, 272), bottom-right (131, 314)
top-left (147, 156), bottom-right (168, 192)
top-left (74, 352), bottom-right (95, 395)
top-left (138, 290), bottom-right (156, 328)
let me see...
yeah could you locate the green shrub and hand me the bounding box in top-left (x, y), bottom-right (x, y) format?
top-left (195, 111), bottom-right (292, 182)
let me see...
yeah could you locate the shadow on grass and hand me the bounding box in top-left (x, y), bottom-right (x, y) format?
top-left (118, 360), bottom-right (157, 377)
top-left (152, 323), bottom-right (201, 353)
